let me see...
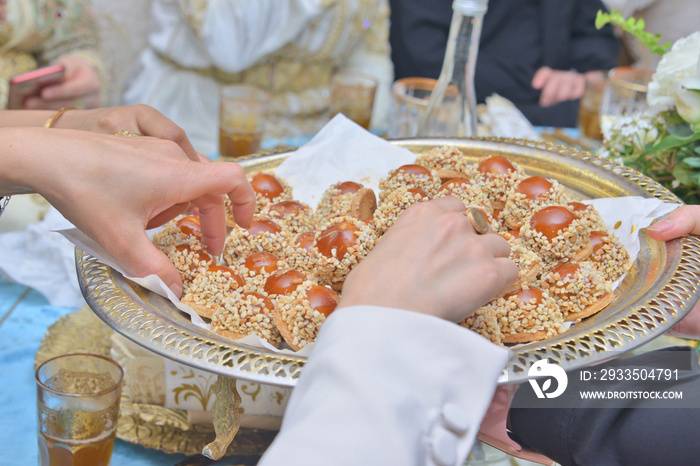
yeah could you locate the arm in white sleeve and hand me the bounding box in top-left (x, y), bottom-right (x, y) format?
top-left (200, 0), bottom-right (326, 72)
top-left (259, 306), bottom-right (510, 466)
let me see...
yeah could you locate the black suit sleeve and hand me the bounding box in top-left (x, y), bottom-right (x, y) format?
top-left (508, 347), bottom-right (700, 466)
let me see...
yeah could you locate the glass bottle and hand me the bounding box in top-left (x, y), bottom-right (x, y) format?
top-left (417, 0), bottom-right (488, 137)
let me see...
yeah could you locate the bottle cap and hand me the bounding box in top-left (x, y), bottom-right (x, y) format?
top-left (452, 0), bottom-right (488, 15)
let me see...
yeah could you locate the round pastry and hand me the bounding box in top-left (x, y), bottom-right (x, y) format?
top-left (461, 307), bottom-right (504, 346)
top-left (237, 251), bottom-right (284, 289)
top-left (373, 186), bottom-right (432, 236)
top-left (264, 269), bottom-right (306, 297)
top-left (181, 265), bottom-right (247, 319)
top-left (587, 230), bottom-right (631, 282)
top-left (414, 145), bottom-right (476, 177)
top-left (540, 262), bottom-right (614, 322)
top-left (568, 201), bottom-right (607, 232)
top-left (272, 281), bottom-right (340, 350)
top-left (499, 235), bottom-right (542, 293)
top-left (501, 176), bottom-right (569, 230)
top-left (435, 178), bottom-right (493, 217)
top-left (473, 155), bottom-right (525, 209)
top-left (315, 181), bottom-right (370, 226)
top-left (211, 291), bottom-right (283, 348)
top-left (153, 214), bottom-right (202, 255)
top-left (378, 164), bottom-right (442, 199)
top-left (262, 200), bottom-right (315, 234)
top-left (491, 287), bottom-right (564, 344)
top-left (519, 205), bottom-right (593, 267)
top-left (282, 231), bottom-right (318, 275)
top-left (167, 243), bottom-right (215, 291)
top-left (225, 173), bottom-right (293, 224)
top-left (312, 216), bottom-right (378, 289)
top-left (250, 172), bottom-right (293, 205)
top-left (222, 215), bottom-right (289, 263)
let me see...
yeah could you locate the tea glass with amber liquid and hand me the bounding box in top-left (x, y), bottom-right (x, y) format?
top-left (329, 71), bottom-right (377, 129)
top-left (577, 73), bottom-right (607, 149)
top-left (36, 353), bottom-right (123, 466)
top-left (219, 84), bottom-right (271, 158)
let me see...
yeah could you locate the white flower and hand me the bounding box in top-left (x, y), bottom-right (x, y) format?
top-left (601, 114), bottom-right (662, 157)
top-left (648, 32), bottom-right (700, 125)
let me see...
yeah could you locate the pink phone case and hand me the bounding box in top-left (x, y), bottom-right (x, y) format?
top-left (7, 64), bottom-right (66, 110)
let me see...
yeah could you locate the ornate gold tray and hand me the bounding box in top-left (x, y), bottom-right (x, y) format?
top-left (76, 138), bottom-right (700, 385)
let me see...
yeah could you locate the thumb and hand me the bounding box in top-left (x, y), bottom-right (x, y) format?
top-left (646, 205), bottom-right (700, 241)
top-left (120, 232), bottom-right (184, 298)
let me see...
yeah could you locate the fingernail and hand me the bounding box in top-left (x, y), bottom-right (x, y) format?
top-left (648, 220), bottom-right (672, 233)
top-left (169, 283), bottom-right (183, 298)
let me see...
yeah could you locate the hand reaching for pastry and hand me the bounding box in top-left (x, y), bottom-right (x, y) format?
top-left (0, 125), bottom-right (255, 297)
top-left (339, 197), bottom-right (518, 322)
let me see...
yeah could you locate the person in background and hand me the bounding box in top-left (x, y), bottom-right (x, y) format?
top-left (123, 0), bottom-right (394, 155)
top-left (389, 0), bottom-right (620, 127)
top-left (0, 0), bottom-right (107, 109)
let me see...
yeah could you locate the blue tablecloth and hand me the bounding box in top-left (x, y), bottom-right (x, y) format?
top-left (0, 279), bottom-right (190, 465)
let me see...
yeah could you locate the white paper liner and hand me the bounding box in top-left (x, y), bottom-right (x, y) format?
top-left (55, 116), bottom-right (680, 356)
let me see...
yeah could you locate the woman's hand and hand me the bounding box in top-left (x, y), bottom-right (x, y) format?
top-left (1, 127), bottom-right (255, 297)
top-left (24, 54), bottom-right (101, 110)
top-left (339, 197), bottom-right (518, 322)
top-left (647, 205), bottom-right (700, 339)
top-left (53, 105), bottom-right (200, 162)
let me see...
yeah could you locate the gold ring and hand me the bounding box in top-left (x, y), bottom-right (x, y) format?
top-left (466, 207), bottom-right (490, 235)
top-left (115, 130), bottom-right (141, 137)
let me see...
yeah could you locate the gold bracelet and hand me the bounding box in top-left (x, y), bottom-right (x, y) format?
top-left (44, 107), bottom-right (76, 128)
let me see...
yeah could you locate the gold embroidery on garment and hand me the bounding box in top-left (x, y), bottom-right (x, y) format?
top-left (0, 0), bottom-right (108, 107)
top-left (176, 0), bottom-right (208, 38)
top-left (167, 0), bottom-right (390, 138)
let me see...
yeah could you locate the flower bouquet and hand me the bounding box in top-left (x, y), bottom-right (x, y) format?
top-left (595, 11), bottom-right (700, 203)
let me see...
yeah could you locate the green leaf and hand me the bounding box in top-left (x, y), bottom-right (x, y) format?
top-left (595, 9), bottom-right (670, 55)
top-left (673, 163), bottom-right (694, 186)
top-left (647, 131), bottom-right (700, 154)
top-left (668, 123), bottom-right (694, 138)
top-left (682, 157), bottom-right (700, 168)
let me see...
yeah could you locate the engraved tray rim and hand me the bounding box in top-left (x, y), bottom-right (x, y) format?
top-left (77, 137), bottom-right (700, 386)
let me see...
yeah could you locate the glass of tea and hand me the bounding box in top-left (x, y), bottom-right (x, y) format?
top-left (329, 70), bottom-right (377, 130)
top-left (577, 73), bottom-right (607, 149)
top-left (219, 84), bottom-right (271, 158)
top-left (36, 353), bottom-right (123, 466)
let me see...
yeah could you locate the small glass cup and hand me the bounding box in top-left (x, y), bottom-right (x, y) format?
top-left (599, 66), bottom-right (655, 133)
top-left (219, 84), bottom-right (271, 158)
top-left (387, 77), bottom-right (459, 138)
top-left (329, 71), bottom-right (378, 129)
top-left (36, 353), bottom-right (124, 466)
top-left (577, 73), bottom-right (607, 148)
